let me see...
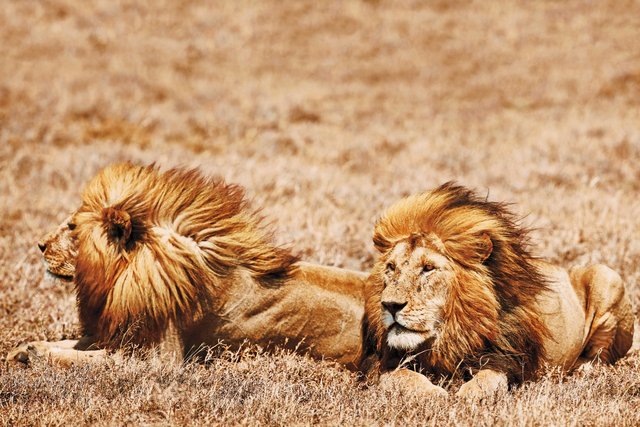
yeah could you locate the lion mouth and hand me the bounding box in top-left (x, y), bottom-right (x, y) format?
top-left (390, 322), bottom-right (436, 339)
top-left (386, 322), bottom-right (435, 351)
top-left (389, 322), bottom-right (421, 335)
top-left (41, 258), bottom-right (75, 282)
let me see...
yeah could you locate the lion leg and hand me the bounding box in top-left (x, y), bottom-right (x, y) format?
top-left (379, 368), bottom-right (448, 397)
top-left (41, 338), bottom-right (94, 350)
top-left (570, 264), bottom-right (634, 366)
top-left (44, 346), bottom-right (107, 367)
top-left (7, 338), bottom-right (108, 368)
top-left (456, 369), bottom-right (508, 399)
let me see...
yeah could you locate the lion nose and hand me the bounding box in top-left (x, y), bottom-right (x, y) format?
top-left (382, 301), bottom-right (407, 317)
top-left (38, 242), bottom-right (47, 253)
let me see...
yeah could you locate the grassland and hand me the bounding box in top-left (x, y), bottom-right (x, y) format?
top-left (1, 0), bottom-right (639, 425)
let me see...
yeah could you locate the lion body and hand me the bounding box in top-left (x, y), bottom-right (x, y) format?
top-left (181, 261), bottom-right (365, 366)
top-left (360, 183), bottom-right (634, 397)
top-left (10, 163), bottom-right (366, 368)
top-left (537, 262), bottom-right (633, 371)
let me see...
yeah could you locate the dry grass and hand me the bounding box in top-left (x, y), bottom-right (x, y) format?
top-left (1, 0), bottom-right (639, 425)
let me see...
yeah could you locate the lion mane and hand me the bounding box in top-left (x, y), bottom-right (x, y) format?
top-left (74, 163), bottom-right (299, 350)
top-left (361, 182), bottom-right (550, 383)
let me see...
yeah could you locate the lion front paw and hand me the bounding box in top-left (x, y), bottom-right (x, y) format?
top-left (6, 341), bottom-right (51, 366)
top-left (456, 369), bottom-right (508, 400)
top-left (380, 369), bottom-right (448, 398)
top-left (456, 381), bottom-right (487, 399)
top-left (414, 382), bottom-right (448, 398)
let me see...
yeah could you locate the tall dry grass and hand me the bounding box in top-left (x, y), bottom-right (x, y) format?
top-left (1, 0), bottom-right (639, 425)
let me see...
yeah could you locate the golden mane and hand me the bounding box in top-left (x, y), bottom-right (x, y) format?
top-left (73, 163), bottom-right (298, 349)
top-left (363, 182), bottom-right (549, 382)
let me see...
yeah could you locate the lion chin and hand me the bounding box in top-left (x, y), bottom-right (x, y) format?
top-left (386, 326), bottom-right (428, 351)
top-left (360, 181), bottom-right (634, 399)
top-left (44, 270), bottom-right (73, 283)
top-left (8, 162), bottom-right (367, 370)
top-left (383, 311), bottom-right (432, 351)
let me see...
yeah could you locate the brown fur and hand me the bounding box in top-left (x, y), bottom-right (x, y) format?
top-left (72, 163), bottom-right (299, 349)
top-left (11, 162), bottom-right (367, 369)
top-left (361, 182), bottom-right (550, 383)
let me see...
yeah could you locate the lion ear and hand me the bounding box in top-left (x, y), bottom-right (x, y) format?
top-left (478, 232), bottom-right (493, 263)
top-left (102, 207), bottom-right (132, 244)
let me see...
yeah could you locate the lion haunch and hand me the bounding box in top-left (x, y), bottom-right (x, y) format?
top-left (360, 182), bottom-right (634, 398)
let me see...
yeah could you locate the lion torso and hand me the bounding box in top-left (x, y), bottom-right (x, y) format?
top-left (182, 262), bottom-right (366, 368)
top-left (534, 262), bottom-right (586, 370)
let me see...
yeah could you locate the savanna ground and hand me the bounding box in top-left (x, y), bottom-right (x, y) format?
top-left (1, 0), bottom-right (640, 425)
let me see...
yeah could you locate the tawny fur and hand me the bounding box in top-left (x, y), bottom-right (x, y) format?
top-left (73, 163), bottom-right (299, 349)
top-left (360, 182), bottom-right (634, 394)
top-left (363, 182), bottom-right (549, 382)
top-left (10, 163), bottom-right (366, 368)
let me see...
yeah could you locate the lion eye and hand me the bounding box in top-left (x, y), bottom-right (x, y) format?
top-left (422, 264), bottom-right (434, 274)
top-left (386, 262), bottom-right (396, 273)
top-left (67, 223), bottom-right (77, 231)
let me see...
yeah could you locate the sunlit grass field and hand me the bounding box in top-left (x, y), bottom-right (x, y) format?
top-left (1, 1), bottom-right (639, 424)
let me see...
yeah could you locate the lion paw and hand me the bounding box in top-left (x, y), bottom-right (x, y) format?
top-left (456, 371), bottom-right (508, 400)
top-left (380, 370), bottom-right (448, 398)
top-left (417, 383), bottom-right (448, 398)
top-left (456, 381), bottom-right (487, 399)
top-left (6, 342), bottom-right (51, 366)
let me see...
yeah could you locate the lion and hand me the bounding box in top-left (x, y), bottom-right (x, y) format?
top-left (8, 163), bottom-right (367, 369)
top-left (359, 182), bottom-right (634, 398)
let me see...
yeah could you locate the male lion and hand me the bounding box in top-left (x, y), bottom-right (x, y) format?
top-left (359, 182), bottom-right (634, 398)
top-left (8, 163), bottom-right (366, 369)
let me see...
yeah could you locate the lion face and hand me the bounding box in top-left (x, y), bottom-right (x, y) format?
top-left (379, 235), bottom-right (455, 351)
top-left (361, 183), bottom-right (552, 381)
top-left (38, 215), bottom-right (78, 281)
